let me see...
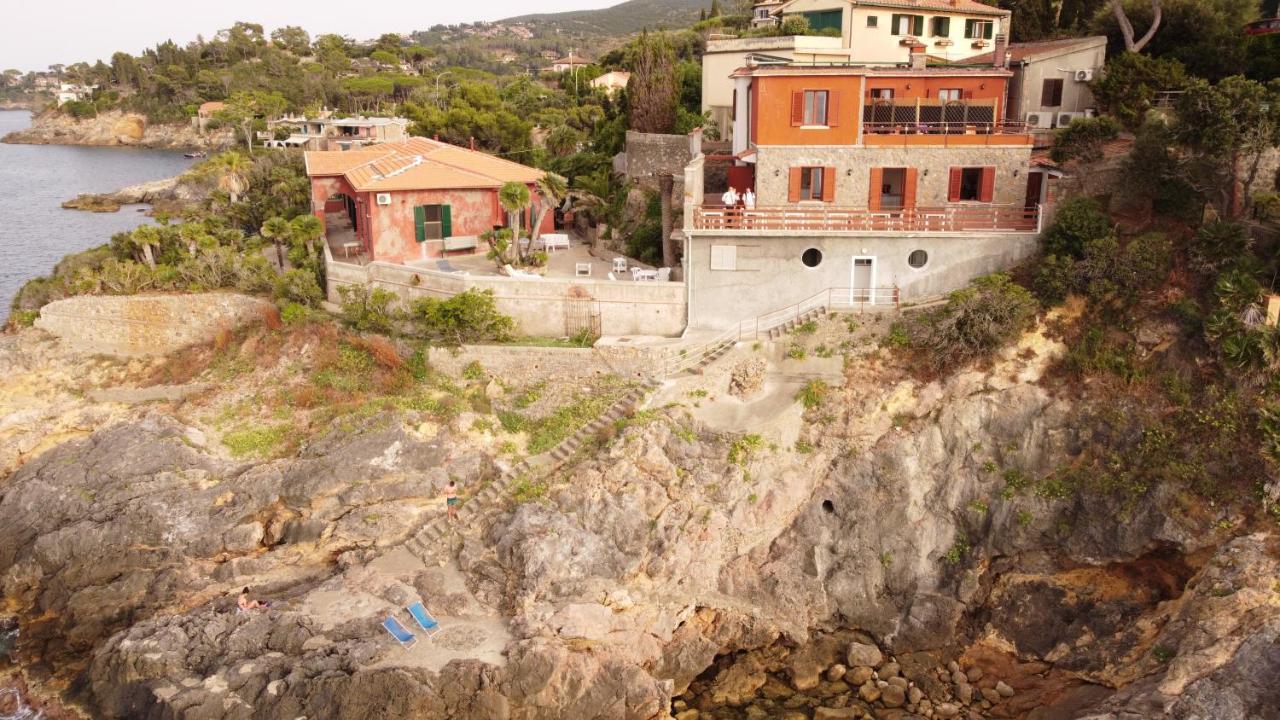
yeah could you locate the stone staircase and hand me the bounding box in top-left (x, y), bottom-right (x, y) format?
top-left (403, 379), bottom-right (662, 560)
top-left (765, 305), bottom-right (828, 340)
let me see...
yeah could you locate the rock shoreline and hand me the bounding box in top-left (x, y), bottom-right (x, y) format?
top-left (61, 174), bottom-right (206, 214)
top-left (2, 109), bottom-right (232, 151)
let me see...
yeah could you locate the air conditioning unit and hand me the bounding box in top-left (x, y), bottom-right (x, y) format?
top-left (375, 193), bottom-right (392, 206)
top-left (1026, 112), bottom-right (1053, 129)
top-left (1056, 111), bottom-right (1083, 127)
top-left (1074, 69), bottom-right (1094, 82)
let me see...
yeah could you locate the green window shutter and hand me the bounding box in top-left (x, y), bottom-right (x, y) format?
top-left (964, 19), bottom-right (976, 38)
top-left (913, 15), bottom-right (924, 36)
top-left (891, 13), bottom-right (904, 34)
top-left (414, 205), bottom-right (426, 242)
top-left (933, 16), bottom-right (950, 36)
top-left (985, 21), bottom-right (994, 39)
top-left (441, 204), bottom-right (452, 238)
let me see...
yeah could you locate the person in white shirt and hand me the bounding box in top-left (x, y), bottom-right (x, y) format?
top-left (721, 187), bottom-right (739, 207)
top-left (743, 189), bottom-right (756, 209)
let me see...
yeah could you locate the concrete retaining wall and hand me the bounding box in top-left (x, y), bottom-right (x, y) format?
top-left (35, 293), bottom-right (275, 357)
top-left (327, 257), bottom-right (688, 338)
top-left (685, 231), bottom-right (1039, 329)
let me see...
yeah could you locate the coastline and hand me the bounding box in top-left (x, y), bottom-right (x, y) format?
top-left (1, 109), bottom-right (232, 152)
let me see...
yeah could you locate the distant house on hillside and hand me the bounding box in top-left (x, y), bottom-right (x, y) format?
top-left (192, 101), bottom-right (226, 132)
top-left (305, 136), bottom-right (551, 265)
top-left (963, 36), bottom-right (1106, 137)
top-left (264, 113), bottom-right (409, 151)
top-left (590, 71), bottom-right (631, 97)
top-left (752, 0), bottom-right (787, 27)
top-left (56, 83), bottom-right (96, 104)
top-left (548, 53), bottom-right (590, 73)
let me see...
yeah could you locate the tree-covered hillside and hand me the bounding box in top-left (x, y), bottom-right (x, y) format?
top-left (504, 0), bottom-right (711, 35)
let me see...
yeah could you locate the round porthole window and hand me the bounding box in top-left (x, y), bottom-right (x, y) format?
top-left (908, 249), bottom-right (929, 269)
top-left (802, 248), bottom-right (823, 268)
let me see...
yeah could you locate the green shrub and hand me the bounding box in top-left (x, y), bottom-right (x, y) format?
top-left (338, 285), bottom-right (399, 334)
top-left (1189, 221), bottom-right (1251, 275)
top-left (1050, 116), bottom-right (1122, 165)
top-left (1032, 253), bottom-right (1077, 306)
top-left (900, 273), bottom-right (1037, 374)
top-left (276, 268), bottom-right (324, 307)
top-left (796, 379), bottom-right (829, 410)
top-left (8, 309), bottom-right (38, 328)
top-left (1042, 197), bottom-right (1110, 258)
top-left (408, 289), bottom-right (515, 344)
top-left (462, 361), bottom-right (487, 381)
top-left (280, 302), bottom-right (309, 325)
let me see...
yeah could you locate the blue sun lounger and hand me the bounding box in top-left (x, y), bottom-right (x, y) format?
top-left (382, 616), bottom-right (417, 648)
top-left (406, 602), bottom-right (440, 637)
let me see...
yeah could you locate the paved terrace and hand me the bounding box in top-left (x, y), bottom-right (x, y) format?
top-left (403, 240), bottom-right (666, 282)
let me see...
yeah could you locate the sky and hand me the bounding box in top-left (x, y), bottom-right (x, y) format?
top-left (0, 0), bottom-right (622, 72)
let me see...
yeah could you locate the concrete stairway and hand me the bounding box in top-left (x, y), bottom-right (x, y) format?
top-left (765, 306), bottom-right (828, 340)
top-left (403, 379), bottom-right (662, 561)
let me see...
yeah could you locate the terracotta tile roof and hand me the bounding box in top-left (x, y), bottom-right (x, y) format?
top-left (305, 137), bottom-right (543, 193)
top-left (963, 36), bottom-right (1107, 65)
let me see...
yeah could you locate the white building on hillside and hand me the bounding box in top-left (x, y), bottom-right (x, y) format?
top-left (777, 0), bottom-right (1011, 63)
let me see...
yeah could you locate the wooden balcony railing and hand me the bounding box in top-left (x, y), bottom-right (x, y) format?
top-left (693, 204), bottom-right (1041, 233)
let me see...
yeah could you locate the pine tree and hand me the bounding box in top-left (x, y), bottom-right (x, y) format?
top-left (709, 0), bottom-right (722, 18)
top-left (627, 32), bottom-right (678, 134)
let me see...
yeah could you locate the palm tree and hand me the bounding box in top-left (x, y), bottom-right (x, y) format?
top-left (530, 172), bottom-right (568, 244)
top-left (130, 225), bottom-right (161, 270)
top-left (215, 151), bottom-right (252, 204)
top-left (289, 214), bottom-right (324, 263)
top-left (260, 216), bottom-right (291, 269)
top-left (498, 181), bottom-right (532, 263)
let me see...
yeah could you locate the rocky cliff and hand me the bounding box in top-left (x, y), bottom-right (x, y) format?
top-left (0, 308), bottom-right (1276, 720)
top-left (2, 110), bottom-right (232, 150)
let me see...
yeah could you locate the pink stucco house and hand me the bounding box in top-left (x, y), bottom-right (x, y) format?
top-left (305, 137), bottom-right (552, 265)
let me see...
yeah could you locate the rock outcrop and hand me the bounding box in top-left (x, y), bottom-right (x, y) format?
top-left (2, 110), bottom-right (231, 150)
top-left (62, 174), bottom-right (210, 214)
top-left (0, 308), bottom-right (1276, 720)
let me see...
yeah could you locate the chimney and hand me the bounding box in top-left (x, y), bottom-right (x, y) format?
top-left (909, 43), bottom-right (927, 70)
top-left (993, 17), bottom-right (1010, 69)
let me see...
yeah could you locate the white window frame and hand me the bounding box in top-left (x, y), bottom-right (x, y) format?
top-left (803, 89), bottom-right (829, 127)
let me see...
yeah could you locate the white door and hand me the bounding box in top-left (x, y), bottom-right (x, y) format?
top-left (851, 257), bottom-right (876, 303)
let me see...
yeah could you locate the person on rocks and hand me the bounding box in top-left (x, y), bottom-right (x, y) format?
top-left (238, 587), bottom-right (269, 612)
top-left (446, 480), bottom-right (459, 523)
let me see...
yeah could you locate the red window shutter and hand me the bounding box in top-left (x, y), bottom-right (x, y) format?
top-left (903, 168), bottom-right (919, 209)
top-left (962, 89), bottom-right (974, 100)
top-left (791, 92), bottom-right (804, 127)
top-left (979, 167), bottom-right (996, 202)
top-left (828, 91), bottom-right (839, 127)
top-left (823, 167), bottom-right (836, 203)
top-left (788, 168), bottom-right (802, 202)
top-left (868, 168), bottom-right (884, 211)
top-left (948, 168), bottom-right (963, 202)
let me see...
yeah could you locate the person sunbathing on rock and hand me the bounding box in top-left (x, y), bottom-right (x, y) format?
top-left (237, 587), bottom-right (269, 612)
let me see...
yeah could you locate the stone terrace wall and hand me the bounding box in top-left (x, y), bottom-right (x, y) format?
top-left (427, 341), bottom-right (668, 384)
top-left (35, 293), bottom-right (275, 357)
top-left (623, 131), bottom-right (694, 195)
top-left (327, 257), bottom-right (687, 338)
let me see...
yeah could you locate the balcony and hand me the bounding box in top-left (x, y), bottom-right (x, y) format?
top-left (862, 121), bottom-right (1033, 146)
top-left (693, 204), bottom-right (1041, 233)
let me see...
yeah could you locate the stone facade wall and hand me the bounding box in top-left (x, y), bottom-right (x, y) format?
top-left (427, 341), bottom-right (669, 383)
top-left (685, 231), bottom-right (1038, 329)
top-left (624, 131), bottom-right (693, 195)
top-left (326, 255), bottom-right (687, 338)
top-left (35, 293), bottom-right (275, 357)
top-left (754, 145), bottom-right (1033, 208)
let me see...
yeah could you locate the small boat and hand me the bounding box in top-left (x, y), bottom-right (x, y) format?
top-left (184, 150), bottom-right (208, 159)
